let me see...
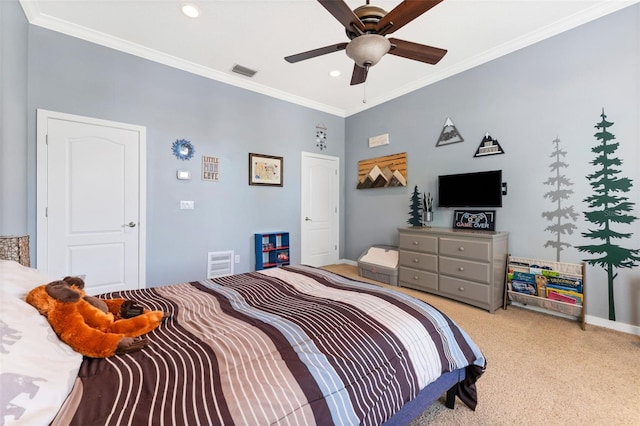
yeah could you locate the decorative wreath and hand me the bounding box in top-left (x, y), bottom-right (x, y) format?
top-left (171, 139), bottom-right (195, 161)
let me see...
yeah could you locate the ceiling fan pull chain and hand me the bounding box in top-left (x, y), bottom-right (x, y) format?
top-left (362, 79), bottom-right (367, 104)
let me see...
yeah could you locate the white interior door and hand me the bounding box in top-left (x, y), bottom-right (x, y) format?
top-left (37, 109), bottom-right (146, 295)
top-left (301, 152), bottom-right (339, 267)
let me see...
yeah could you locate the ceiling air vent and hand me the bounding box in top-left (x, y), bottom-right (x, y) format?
top-left (231, 64), bottom-right (258, 78)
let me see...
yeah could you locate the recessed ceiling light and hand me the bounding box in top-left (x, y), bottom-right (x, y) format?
top-left (329, 70), bottom-right (341, 77)
top-left (182, 4), bottom-right (200, 18)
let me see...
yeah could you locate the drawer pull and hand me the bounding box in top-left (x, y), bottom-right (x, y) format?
top-left (413, 258), bottom-right (419, 263)
top-left (458, 247), bottom-right (465, 251)
top-left (458, 287), bottom-right (465, 292)
top-left (458, 267), bottom-right (465, 271)
top-left (413, 241), bottom-right (419, 246)
top-left (413, 276), bottom-right (419, 280)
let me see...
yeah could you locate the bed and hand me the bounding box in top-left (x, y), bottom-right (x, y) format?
top-left (0, 259), bottom-right (485, 425)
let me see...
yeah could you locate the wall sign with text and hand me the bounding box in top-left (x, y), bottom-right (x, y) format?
top-left (452, 210), bottom-right (496, 231)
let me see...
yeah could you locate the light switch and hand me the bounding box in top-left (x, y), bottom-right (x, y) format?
top-left (177, 170), bottom-right (191, 180)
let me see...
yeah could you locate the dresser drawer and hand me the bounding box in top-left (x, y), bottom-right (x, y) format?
top-left (399, 266), bottom-right (438, 292)
top-left (439, 238), bottom-right (491, 262)
top-left (399, 233), bottom-right (438, 253)
top-left (439, 276), bottom-right (489, 304)
top-left (439, 257), bottom-right (490, 284)
top-left (399, 251), bottom-right (437, 272)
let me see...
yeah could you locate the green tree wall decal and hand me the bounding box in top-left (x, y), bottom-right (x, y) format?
top-left (576, 109), bottom-right (640, 321)
top-left (542, 136), bottom-right (578, 261)
top-left (407, 185), bottom-right (423, 227)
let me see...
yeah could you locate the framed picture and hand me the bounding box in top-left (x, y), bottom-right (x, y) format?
top-left (249, 153), bottom-right (283, 187)
top-left (452, 210), bottom-right (496, 231)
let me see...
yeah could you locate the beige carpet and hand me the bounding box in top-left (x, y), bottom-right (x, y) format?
top-left (321, 264), bottom-right (640, 426)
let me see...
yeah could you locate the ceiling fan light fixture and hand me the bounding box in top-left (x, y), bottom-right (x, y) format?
top-left (345, 34), bottom-right (391, 68)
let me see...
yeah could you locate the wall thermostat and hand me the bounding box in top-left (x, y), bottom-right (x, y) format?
top-left (176, 170), bottom-right (191, 180)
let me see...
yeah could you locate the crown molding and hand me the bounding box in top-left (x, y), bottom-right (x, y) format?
top-left (20, 0), bottom-right (637, 118)
top-left (344, 0), bottom-right (638, 116)
top-left (19, 1), bottom-right (346, 117)
top-left (19, 0), bottom-right (40, 20)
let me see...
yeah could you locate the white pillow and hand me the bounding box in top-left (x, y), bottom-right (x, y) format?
top-left (0, 260), bottom-right (83, 426)
top-left (0, 259), bottom-right (57, 298)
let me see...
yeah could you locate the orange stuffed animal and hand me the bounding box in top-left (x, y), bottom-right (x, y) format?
top-left (25, 276), bottom-right (164, 358)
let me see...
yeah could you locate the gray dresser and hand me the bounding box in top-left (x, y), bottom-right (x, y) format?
top-left (398, 227), bottom-right (509, 312)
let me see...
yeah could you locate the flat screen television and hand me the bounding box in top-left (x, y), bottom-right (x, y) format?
top-left (438, 170), bottom-right (503, 207)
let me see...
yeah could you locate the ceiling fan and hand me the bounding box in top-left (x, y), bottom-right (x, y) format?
top-left (285, 0), bottom-right (447, 85)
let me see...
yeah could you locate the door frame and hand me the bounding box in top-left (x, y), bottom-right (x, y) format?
top-left (300, 151), bottom-right (340, 266)
top-left (36, 109), bottom-right (147, 285)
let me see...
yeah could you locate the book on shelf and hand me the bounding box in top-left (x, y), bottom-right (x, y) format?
top-left (512, 271), bottom-right (535, 284)
top-left (530, 267), bottom-right (560, 278)
top-left (546, 276), bottom-right (583, 294)
top-left (546, 288), bottom-right (583, 305)
top-left (511, 280), bottom-right (538, 296)
top-left (510, 271), bottom-right (548, 297)
top-left (534, 275), bottom-right (547, 298)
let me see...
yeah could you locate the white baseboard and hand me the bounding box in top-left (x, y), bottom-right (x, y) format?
top-left (500, 302), bottom-right (640, 335)
top-left (335, 260), bottom-right (640, 336)
top-left (338, 259), bottom-right (640, 336)
top-left (585, 315), bottom-right (640, 336)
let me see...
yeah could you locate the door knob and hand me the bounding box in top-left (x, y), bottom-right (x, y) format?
top-left (126, 222), bottom-right (136, 228)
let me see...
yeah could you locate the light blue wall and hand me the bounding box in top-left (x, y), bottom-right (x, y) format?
top-left (0, 0), bottom-right (28, 233)
top-left (1, 1), bottom-right (638, 325)
top-left (25, 27), bottom-right (345, 286)
top-left (1, 0), bottom-right (345, 286)
top-left (344, 4), bottom-right (640, 326)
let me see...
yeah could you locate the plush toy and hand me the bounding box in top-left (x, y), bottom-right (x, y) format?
top-left (25, 276), bottom-right (164, 358)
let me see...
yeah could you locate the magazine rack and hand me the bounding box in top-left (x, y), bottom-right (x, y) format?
top-left (503, 255), bottom-right (586, 330)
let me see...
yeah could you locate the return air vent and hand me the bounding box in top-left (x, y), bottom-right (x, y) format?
top-left (231, 64), bottom-right (258, 78)
top-left (207, 250), bottom-right (234, 278)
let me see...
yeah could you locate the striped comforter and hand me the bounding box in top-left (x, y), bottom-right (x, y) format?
top-left (53, 265), bottom-right (485, 426)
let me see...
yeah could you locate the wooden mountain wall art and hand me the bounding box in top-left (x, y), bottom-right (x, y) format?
top-left (357, 152), bottom-right (407, 189)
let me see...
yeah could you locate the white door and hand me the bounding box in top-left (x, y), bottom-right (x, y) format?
top-left (37, 109), bottom-right (146, 295)
top-left (301, 152), bottom-right (339, 267)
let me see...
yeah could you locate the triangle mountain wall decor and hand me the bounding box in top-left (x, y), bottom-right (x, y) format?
top-left (436, 117), bottom-right (464, 147)
top-left (474, 132), bottom-right (505, 157)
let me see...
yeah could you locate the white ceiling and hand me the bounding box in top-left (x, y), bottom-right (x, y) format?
top-left (19, 0), bottom-right (637, 117)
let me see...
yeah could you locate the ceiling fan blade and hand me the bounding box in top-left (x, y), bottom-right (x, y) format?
top-left (350, 64), bottom-right (368, 86)
top-left (318, 0), bottom-right (365, 33)
top-left (376, 0), bottom-right (444, 36)
top-left (285, 43), bottom-right (348, 63)
top-left (388, 38), bottom-right (447, 64)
